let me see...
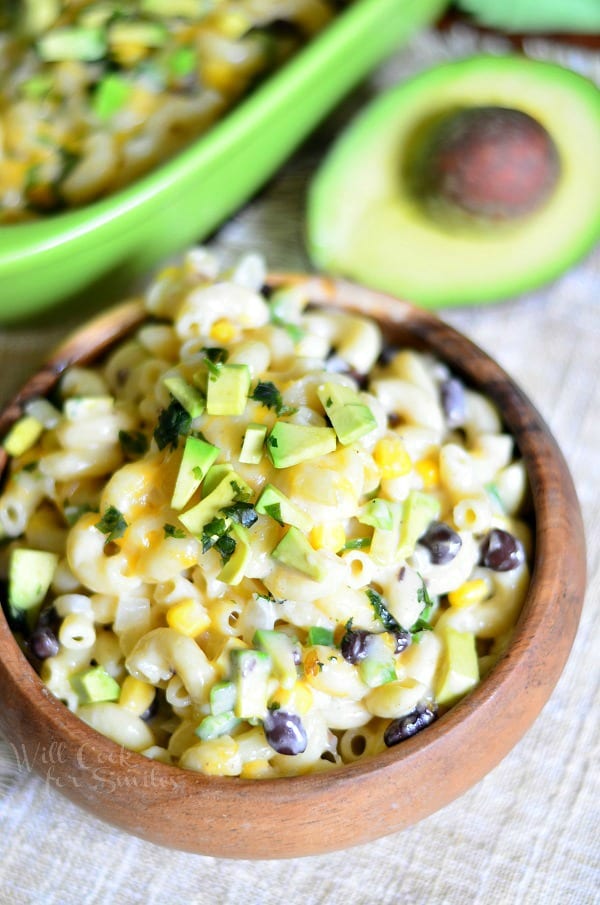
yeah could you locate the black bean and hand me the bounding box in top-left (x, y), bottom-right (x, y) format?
top-left (419, 521), bottom-right (462, 564)
top-left (141, 692), bottom-right (159, 722)
top-left (383, 703), bottom-right (438, 747)
top-left (340, 629), bottom-right (372, 664)
top-left (264, 710), bottom-right (307, 756)
top-left (29, 627), bottom-right (60, 660)
top-left (392, 629), bottom-right (411, 654)
top-left (441, 377), bottom-right (466, 428)
top-left (480, 528), bottom-right (525, 572)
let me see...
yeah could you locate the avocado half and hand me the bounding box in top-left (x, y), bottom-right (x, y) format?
top-left (307, 56), bottom-right (600, 307)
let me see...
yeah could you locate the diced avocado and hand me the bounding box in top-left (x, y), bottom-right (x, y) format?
top-left (166, 47), bottom-right (198, 79)
top-left (8, 549), bottom-right (58, 627)
top-left (239, 423), bottom-right (267, 465)
top-left (3, 415), bottom-right (44, 457)
top-left (70, 666), bottom-right (121, 704)
top-left (398, 490), bottom-right (441, 558)
top-left (178, 470), bottom-right (252, 534)
top-left (271, 527), bottom-right (328, 582)
top-left (19, 0), bottom-right (60, 36)
top-left (256, 484), bottom-right (313, 532)
top-left (202, 463), bottom-right (233, 496)
top-left (359, 656), bottom-right (397, 688)
top-left (254, 629), bottom-right (298, 690)
top-left (217, 523), bottom-right (251, 585)
top-left (317, 382), bottom-right (377, 445)
top-left (37, 27), bottom-right (107, 62)
top-left (210, 680), bottom-right (237, 716)
top-left (171, 435), bottom-right (219, 510)
top-left (163, 376), bottom-right (205, 418)
top-left (140, 0), bottom-right (208, 18)
top-left (359, 498), bottom-right (395, 531)
top-left (20, 74), bottom-right (54, 100)
top-left (63, 396), bottom-right (114, 418)
top-left (369, 502), bottom-right (403, 565)
top-left (307, 626), bottom-right (335, 647)
top-left (435, 626), bottom-right (479, 707)
top-left (79, 3), bottom-right (124, 29)
top-left (92, 74), bottom-right (132, 120)
top-left (266, 421), bottom-right (336, 469)
top-left (195, 710), bottom-right (240, 741)
top-left (108, 21), bottom-right (167, 49)
top-left (230, 648), bottom-right (271, 720)
top-left (206, 364), bottom-right (251, 416)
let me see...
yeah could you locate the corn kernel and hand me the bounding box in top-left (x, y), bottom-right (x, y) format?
top-left (240, 759), bottom-right (273, 779)
top-left (415, 457), bottom-right (440, 489)
top-left (166, 598), bottom-right (210, 636)
top-left (110, 42), bottom-right (148, 66)
top-left (448, 579), bottom-right (489, 609)
top-left (202, 59), bottom-right (238, 93)
top-left (374, 436), bottom-right (412, 479)
top-left (156, 265), bottom-right (179, 282)
top-left (119, 676), bottom-right (156, 716)
top-left (270, 680), bottom-right (314, 716)
top-left (209, 318), bottom-right (236, 343)
top-left (304, 649), bottom-right (323, 678)
top-left (215, 12), bottom-right (250, 39)
top-left (3, 415), bottom-right (44, 457)
top-left (309, 522), bottom-right (346, 552)
top-left (191, 736), bottom-right (240, 776)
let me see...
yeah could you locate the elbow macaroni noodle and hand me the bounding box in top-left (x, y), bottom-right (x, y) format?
top-left (1, 248), bottom-right (531, 777)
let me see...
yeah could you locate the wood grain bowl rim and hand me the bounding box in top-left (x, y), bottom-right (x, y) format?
top-left (0, 274), bottom-right (586, 859)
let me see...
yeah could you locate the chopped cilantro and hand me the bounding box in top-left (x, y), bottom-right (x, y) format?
top-left (343, 537), bottom-right (370, 551)
top-left (268, 295), bottom-right (305, 342)
top-left (119, 429), bottom-right (148, 458)
top-left (411, 578), bottom-right (434, 641)
top-left (95, 506), bottom-right (128, 544)
top-left (268, 701), bottom-right (281, 711)
top-left (221, 501), bottom-right (258, 528)
top-left (22, 461), bottom-right (39, 472)
top-left (366, 588), bottom-right (400, 632)
top-left (214, 533), bottom-right (236, 565)
top-left (250, 381), bottom-right (296, 416)
top-left (201, 517), bottom-right (228, 553)
top-left (154, 400), bottom-right (191, 451)
top-left (164, 523), bottom-right (186, 539)
top-left (230, 480), bottom-right (252, 502)
top-left (202, 347), bottom-right (229, 365)
top-left (255, 591), bottom-right (287, 605)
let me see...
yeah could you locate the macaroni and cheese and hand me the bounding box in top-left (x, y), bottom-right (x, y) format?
top-left (0, 249), bottom-right (531, 777)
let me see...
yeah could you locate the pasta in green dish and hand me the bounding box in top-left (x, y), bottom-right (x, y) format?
top-left (0, 0), bottom-right (348, 223)
top-left (0, 249), bottom-right (532, 777)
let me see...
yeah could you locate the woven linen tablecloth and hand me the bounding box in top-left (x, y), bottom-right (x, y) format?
top-left (0, 26), bottom-right (598, 905)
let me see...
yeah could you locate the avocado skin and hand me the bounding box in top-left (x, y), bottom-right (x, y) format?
top-left (308, 56), bottom-right (600, 307)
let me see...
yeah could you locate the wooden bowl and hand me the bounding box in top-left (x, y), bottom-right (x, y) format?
top-left (0, 275), bottom-right (586, 859)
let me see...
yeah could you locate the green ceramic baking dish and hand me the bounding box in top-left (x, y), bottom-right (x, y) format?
top-left (0, 0), bottom-right (446, 322)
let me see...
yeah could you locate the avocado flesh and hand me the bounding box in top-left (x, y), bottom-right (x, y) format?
top-left (308, 56), bottom-right (600, 307)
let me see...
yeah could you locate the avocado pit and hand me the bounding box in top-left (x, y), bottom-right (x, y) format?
top-left (420, 106), bottom-right (561, 220)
